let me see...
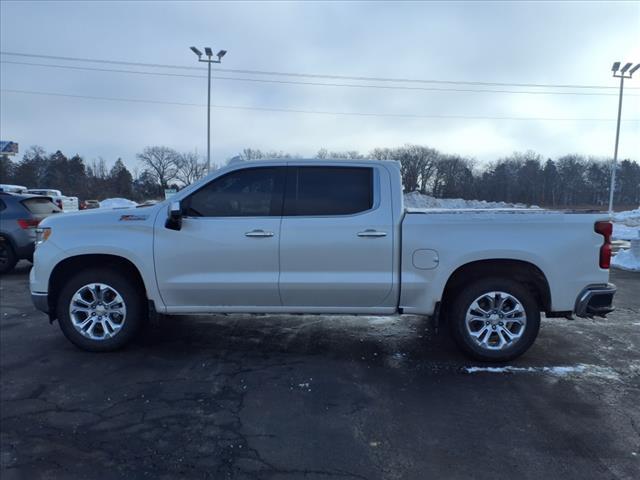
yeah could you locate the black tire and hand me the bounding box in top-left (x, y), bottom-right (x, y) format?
top-left (449, 277), bottom-right (541, 362)
top-left (56, 268), bottom-right (146, 352)
top-left (0, 239), bottom-right (18, 274)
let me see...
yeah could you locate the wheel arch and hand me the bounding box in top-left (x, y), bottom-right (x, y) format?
top-left (48, 254), bottom-right (148, 316)
top-left (441, 259), bottom-right (552, 315)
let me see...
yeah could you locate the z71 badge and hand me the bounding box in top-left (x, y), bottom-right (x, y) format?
top-left (119, 214), bottom-right (149, 221)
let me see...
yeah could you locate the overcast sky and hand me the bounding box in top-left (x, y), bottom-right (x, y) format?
top-left (1, 0), bottom-right (639, 172)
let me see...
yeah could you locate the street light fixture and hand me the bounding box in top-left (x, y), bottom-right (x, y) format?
top-left (619, 62), bottom-right (633, 74)
top-left (189, 45), bottom-right (227, 173)
top-left (608, 61), bottom-right (638, 214)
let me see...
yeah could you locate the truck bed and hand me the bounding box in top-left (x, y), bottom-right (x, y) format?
top-left (399, 209), bottom-right (610, 315)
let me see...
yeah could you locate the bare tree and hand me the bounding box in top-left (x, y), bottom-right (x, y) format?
top-left (264, 150), bottom-right (292, 159)
top-left (136, 146), bottom-right (178, 189)
top-left (239, 148), bottom-right (264, 161)
top-left (88, 158), bottom-right (109, 179)
top-left (238, 148), bottom-right (292, 161)
top-left (317, 150), bottom-right (364, 160)
top-left (175, 151), bottom-right (208, 186)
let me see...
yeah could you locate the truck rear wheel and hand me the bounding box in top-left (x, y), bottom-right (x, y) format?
top-left (56, 268), bottom-right (145, 352)
top-left (449, 278), bottom-right (540, 362)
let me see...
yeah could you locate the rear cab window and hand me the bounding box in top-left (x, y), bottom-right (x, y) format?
top-left (284, 166), bottom-right (373, 216)
top-left (27, 190), bottom-right (60, 196)
top-left (21, 197), bottom-right (62, 215)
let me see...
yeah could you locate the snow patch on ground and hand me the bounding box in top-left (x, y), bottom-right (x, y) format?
top-left (403, 192), bottom-right (533, 210)
top-left (386, 352), bottom-right (409, 369)
top-left (366, 316), bottom-right (399, 325)
top-left (463, 363), bottom-right (620, 380)
top-left (99, 198), bottom-right (139, 209)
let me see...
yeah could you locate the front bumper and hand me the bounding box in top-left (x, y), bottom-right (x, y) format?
top-left (575, 283), bottom-right (616, 318)
top-left (31, 292), bottom-right (49, 314)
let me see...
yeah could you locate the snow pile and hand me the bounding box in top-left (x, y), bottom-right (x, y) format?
top-left (612, 207), bottom-right (640, 241)
top-left (403, 191), bottom-right (532, 210)
top-left (99, 198), bottom-right (138, 209)
top-left (613, 224), bottom-right (640, 241)
top-left (613, 207), bottom-right (640, 224)
top-left (612, 247), bottom-right (640, 272)
top-left (612, 207), bottom-right (640, 271)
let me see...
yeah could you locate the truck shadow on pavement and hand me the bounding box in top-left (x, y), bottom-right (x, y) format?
top-left (136, 313), bottom-right (466, 369)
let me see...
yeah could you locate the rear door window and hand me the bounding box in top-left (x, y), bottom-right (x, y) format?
top-left (284, 166), bottom-right (373, 216)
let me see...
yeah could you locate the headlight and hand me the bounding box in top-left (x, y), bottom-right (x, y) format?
top-left (35, 227), bottom-right (52, 246)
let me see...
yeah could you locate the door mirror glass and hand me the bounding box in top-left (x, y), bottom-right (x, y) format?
top-left (165, 201), bottom-right (182, 230)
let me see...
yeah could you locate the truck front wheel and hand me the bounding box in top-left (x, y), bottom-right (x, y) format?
top-left (56, 268), bottom-right (145, 351)
top-left (449, 278), bottom-right (540, 362)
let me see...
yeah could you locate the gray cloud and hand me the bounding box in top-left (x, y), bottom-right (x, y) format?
top-left (1, 0), bottom-right (639, 172)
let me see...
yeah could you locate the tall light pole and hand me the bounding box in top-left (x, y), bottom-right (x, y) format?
top-left (608, 61), bottom-right (639, 214)
top-left (190, 46), bottom-right (227, 173)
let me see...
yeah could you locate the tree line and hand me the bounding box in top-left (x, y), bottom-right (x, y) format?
top-left (237, 146), bottom-right (639, 208)
top-left (0, 146), bottom-right (207, 202)
top-left (1, 144), bottom-right (638, 208)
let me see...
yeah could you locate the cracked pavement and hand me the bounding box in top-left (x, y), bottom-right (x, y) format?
top-left (1, 263), bottom-right (639, 479)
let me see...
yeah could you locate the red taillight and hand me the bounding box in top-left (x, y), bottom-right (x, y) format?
top-left (595, 221), bottom-right (612, 269)
top-left (17, 218), bottom-right (40, 229)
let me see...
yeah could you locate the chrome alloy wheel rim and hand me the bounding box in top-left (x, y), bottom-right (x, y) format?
top-left (69, 283), bottom-right (127, 340)
top-left (465, 291), bottom-right (527, 351)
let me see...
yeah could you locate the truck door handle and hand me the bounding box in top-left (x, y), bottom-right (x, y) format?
top-left (357, 229), bottom-right (387, 238)
top-left (245, 229), bottom-right (274, 238)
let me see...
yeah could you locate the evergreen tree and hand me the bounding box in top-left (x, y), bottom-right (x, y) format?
top-left (542, 159), bottom-right (560, 206)
top-left (0, 155), bottom-right (15, 184)
top-left (13, 146), bottom-right (48, 188)
top-left (109, 159), bottom-right (134, 198)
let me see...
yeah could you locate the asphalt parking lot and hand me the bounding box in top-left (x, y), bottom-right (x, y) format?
top-left (1, 262), bottom-right (639, 480)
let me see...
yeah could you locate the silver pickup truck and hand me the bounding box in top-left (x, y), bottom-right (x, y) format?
top-left (30, 159), bottom-right (616, 361)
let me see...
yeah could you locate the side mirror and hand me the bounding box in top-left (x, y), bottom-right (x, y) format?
top-left (165, 201), bottom-right (183, 231)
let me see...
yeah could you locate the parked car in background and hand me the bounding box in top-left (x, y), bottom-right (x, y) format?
top-left (30, 160), bottom-right (616, 361)
top-left (0, 184), bottom-right (27, 194)
top-left (81, 200), bottom-right (100, 210)
top-left (25, 189), bottom-right (79, 212)
top-left (0, 192), bottom-right (61, 273)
